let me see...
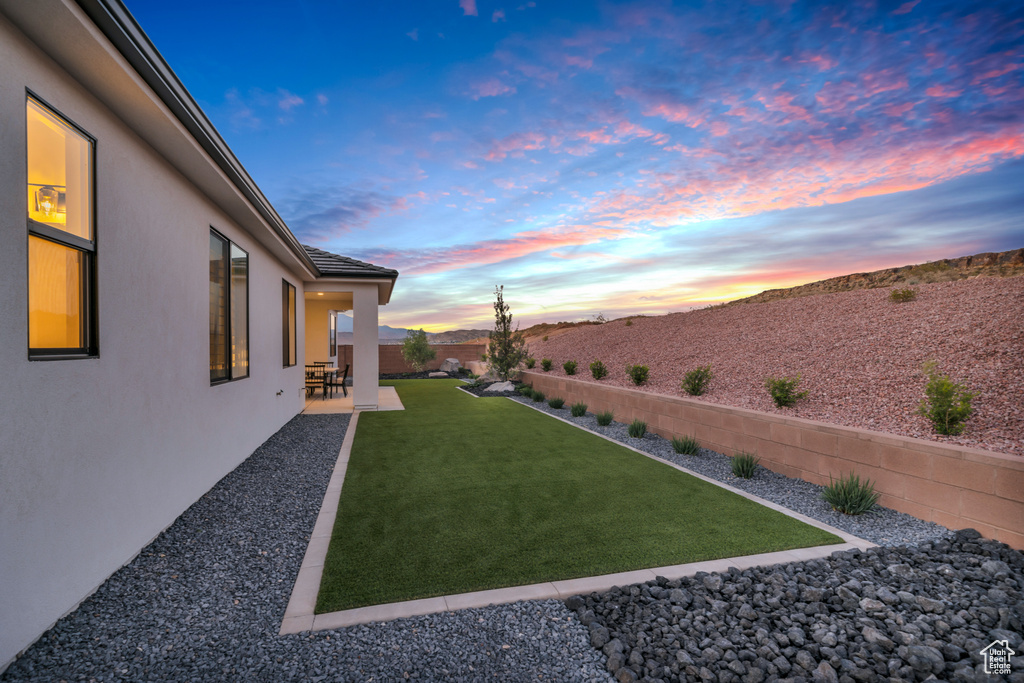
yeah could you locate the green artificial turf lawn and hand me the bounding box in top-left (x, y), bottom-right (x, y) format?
top-left (316, 379), bottom-right (841, 612)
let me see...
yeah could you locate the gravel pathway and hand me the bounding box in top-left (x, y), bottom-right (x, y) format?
top-left (505, 392), bottom-right (953, 547)
top-left (1, 414), bottom-right (609, 682)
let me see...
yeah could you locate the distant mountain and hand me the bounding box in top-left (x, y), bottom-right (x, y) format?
top-left (335, 313), bottom-right (488, 344)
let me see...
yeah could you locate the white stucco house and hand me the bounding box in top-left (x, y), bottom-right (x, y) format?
top-left (0, 0), bottom-right (398, 669)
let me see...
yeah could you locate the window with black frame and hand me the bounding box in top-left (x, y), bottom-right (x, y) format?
top-left (329, 311), bottom-right (337, 358)
top-left (26, 94), bottom-right (97, 359)
top-left (283, 280), bottom-right (296, 367)
top-left (210, 229), bottom-right (248, 383)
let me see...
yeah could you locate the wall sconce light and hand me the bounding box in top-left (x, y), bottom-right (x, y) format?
top-left (317, 292), bottom-right (324, 296)
top-left (33, 185), bottom-right (66, 216)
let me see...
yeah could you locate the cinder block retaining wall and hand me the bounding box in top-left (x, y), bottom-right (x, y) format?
top-left (523, 371), bottom-right (1024, 550)
top-left (339, 344), bottom-right (486, 374)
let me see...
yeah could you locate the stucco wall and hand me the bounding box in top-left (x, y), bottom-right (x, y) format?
top-left (338, 343), bottom-right (486, 374)
top-left (303, 299), bottom-right (338, 365)
top-left (524, 372), bottom-right (1024, 550)
top-left (0, 16), bottom-right (306, 666)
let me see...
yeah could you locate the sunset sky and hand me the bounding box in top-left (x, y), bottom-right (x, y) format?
top-left (128, 0), bottom-right (1024, 331)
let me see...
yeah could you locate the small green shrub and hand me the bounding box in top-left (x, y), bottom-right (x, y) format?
top-left (525, 357), bottom-right (536, 369)
top-left (682, 365), bottom-right (713, 396)
top-left (822, 473), bottom-right (880, 515)
top-left (765, 375), bottom-right (808, 407)
top-left (541, 358), bottom-right (553, 372)
top-left (625, 319), bottom-right (633, 327)
top-left (563, 360), bottom-right (577, 375)
top-left (889, 287), bottom-right (917, 303)
top-left (731, 451), bottom-right (760, 478)
top-left (627, 419), bottom-right (647, 438)
top-left (517, 386), bottom-right (533, 396)
top-left (542, 335), bottom-right (549, 341)
top-left (401, 328), bottom-right (437, 372)
top-left (671, 435), bottom-right (700, 455)
top-left (596, 411), bottom-right (614, 426)
top-left (548, 397), bottom-right (565, 409)
top-left (590, 360), bottom-right (608, 380)
top-left (918, 361), bottom-right (976, 435)
top-left (626, 364), bottom-right (649, 385)
top-left (570, 402), bottom-right (588, 417)
top-left (531, 389), bottom-right (545, 402)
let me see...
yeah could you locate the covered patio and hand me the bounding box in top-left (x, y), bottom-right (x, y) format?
top-left (302, 246), bottom-right (398, 410)
top-left (302, 385), bottom-right (405, 414)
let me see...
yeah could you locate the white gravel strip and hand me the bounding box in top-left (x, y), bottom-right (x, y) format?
top-left (528, 276), bottom-right (1024, 457)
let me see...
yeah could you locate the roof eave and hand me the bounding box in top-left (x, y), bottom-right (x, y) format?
top-left (72, 0), bottom-right (320, 276)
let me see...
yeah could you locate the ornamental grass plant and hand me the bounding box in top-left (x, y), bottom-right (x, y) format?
top-left (731, 452), bottom-right (759, 478)
top-left (671, 435), bottom-right (700, 455)
top-left (821, 473), bottom-right (880, 515)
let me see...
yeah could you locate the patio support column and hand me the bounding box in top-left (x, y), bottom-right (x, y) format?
top-left (352, 284), bottom-right (379, 409)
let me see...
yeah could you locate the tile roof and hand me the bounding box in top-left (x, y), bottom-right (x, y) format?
top-left (302, 245), bottom-right (399, 279)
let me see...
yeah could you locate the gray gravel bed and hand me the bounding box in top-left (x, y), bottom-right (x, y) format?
top-left (570, 530), bottom-right (1024, 682)
top-left (2, 413), bottom-right (609, 682)
top-left (508, 394), bottom-right (953, 547)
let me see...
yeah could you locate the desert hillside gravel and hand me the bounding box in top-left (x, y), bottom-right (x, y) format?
top-left (528, 276), bottom-right (1023, 457)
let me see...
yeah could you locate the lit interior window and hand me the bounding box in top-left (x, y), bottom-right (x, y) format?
top-left (26, 98), bottom-right (92, 240)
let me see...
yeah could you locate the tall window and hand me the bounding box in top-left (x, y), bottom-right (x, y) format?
top-left (282, 280), bottom-right (296, 367)
top-left (329, 312), bottom-right (337, 357)
top-left (209, 229), bottom-right (248, 383)
top-left (26, 95), bottom-right (96, 358)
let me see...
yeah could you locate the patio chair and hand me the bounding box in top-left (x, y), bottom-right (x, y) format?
top-left (325, 363), bottom-right (349, 398)
top-left (305, 364), bottom-right (325, 397)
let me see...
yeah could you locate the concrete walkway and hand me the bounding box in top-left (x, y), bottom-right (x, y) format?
top-left (302, 386), bottom-right (405, 414)
top-left (281, 397), bottom-right (874, 635)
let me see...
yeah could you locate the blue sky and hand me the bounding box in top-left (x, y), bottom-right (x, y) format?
top-left (127, 0), bottom-right (1024, 330)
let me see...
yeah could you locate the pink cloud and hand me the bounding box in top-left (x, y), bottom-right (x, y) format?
top-left (459, 0), bottom-right (477, 16)
top-left (470, 78), bottom-right (516, 99)
top-left (802, 54), bottom-right (838, 71)
top-left (484, 131), bottom-right (549, 160)
top-left (492, 9), bottom-right (505, 22)
top-left (580, 125), bottom-right (1024, 230)
top-left (892, 0), bottom-right (920, 15)
top-left (925, 85), bottom-right (964, 98)
top-left (362, 225), bottom-right (633, 274)
top-left (709, 121), bottom-right (729, 137)
top-left (883, 102), bottom-right (915, 117)
top-left (642, 102), bottom-right (704, 127)
top-left (565, 55), bottom-right (593, 69)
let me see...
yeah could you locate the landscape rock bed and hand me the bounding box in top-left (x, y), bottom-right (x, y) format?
top-left (527, 276), bottom-right (1024, 456)
top-left (509, 393), bottom-right (952, 547)
top-left (1, 413), bottom-right (608, 682)
top-left (380, 370), bottom-right (464, 380)
top-left (568, 530), bottom-right (1024, 683)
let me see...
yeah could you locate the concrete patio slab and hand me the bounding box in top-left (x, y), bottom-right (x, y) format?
top-left (303, 385), bottom-right (404, 414)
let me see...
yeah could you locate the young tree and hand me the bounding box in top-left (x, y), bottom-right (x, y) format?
top-left (401, 328), bottom-right (436, 372)
top-left (488, 285), bottom-right (528, 380)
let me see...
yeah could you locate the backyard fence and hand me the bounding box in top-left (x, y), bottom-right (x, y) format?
top-left (338, 343), bottom-right (486, 375)
top-left (524, 371), bottom-right (1024, 550)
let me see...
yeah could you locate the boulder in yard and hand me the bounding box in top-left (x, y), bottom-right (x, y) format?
top-left (484, 380), bottom-right (515, 392)
top-left (428, 371), bottom-right (448, 378)
top-left (439, 358), bottom-right (461, 372)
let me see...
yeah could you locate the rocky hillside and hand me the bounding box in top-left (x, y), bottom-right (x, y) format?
top-left (726, 247), bottom-right (1024, 307)
top-left (526, 275), bottom-right (1024, 457)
